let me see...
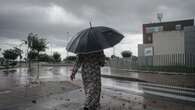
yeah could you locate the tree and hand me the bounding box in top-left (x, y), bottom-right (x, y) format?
top-left (2, 48), bottom-right (22, 68)
top-left (27, 33), bottom-right (47, 55)
top-left (111, 55), bottom-right (119, 59)
top-left (25, 33), bottom-right (47, 70)
top-left (111, 55), bottom-right (116, 59)
top-left (105, 56), bottom-right (110, 61)
top-left (64, 56), bottom-right (77, 61)
top-left (121, 50), bottom-right (132, 58)
top-left (28, 51), bottom-right (38, 60)
top-left (2, 48), bottom-right (21, 60)
top-left (53, 52), bottom-right (61, 62)
top-left (14, 47), bottom-right (23, 59)
top-left (25, 33), bottom-right (48, 80)
top-left (38, 53), bottom-right (54, 62)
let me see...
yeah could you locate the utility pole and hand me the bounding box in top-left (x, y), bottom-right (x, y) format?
top-left (66, 32), bottom-right (70, 58)
top-left (0, 48), bottom-right (2, 58)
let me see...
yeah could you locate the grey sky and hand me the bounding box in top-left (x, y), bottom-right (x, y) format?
top-left (0, 0), bottom-right (195, 58)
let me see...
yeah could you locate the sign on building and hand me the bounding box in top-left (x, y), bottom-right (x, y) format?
top-left (145, 26), bottom-right (164, 33)
top-left (144, 47), bottom-right (153, 56)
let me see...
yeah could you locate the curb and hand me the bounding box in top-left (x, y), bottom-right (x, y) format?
top-left (110, 67), bottom-right (195, 75)
top-left (101, 74), bottom-right (147, 82)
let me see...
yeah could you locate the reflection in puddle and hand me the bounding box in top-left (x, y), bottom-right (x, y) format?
top-left (102, 78), bottom-right (143, 93)
top-left (0, 66), bottom-right (141, 94)
top-left (3, 69), bottom-right (17, 75)
top-left (102, 67), bottom-right (139, 79)
top-left (0, 90), bottom-right (11, 94)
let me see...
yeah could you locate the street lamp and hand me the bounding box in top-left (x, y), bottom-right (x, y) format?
top-left (0, 48), bottom-right (2, 57)
top-left (65, 32), bottom-right (70, 58)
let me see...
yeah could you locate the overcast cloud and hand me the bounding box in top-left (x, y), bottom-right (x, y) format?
top-left (0, 0), bottom-right (195, 58)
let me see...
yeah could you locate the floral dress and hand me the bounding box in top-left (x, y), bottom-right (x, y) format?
top-left (72, 51), bottom-right (105, 109)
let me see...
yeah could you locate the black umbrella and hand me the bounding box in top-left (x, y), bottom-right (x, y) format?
top-left (66, 26), bottom-right (124, 54)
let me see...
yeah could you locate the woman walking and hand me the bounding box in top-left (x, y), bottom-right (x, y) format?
top-left (70, 51), bottom-right (105, 110)
top-left (66, 25), bottom-right (124, 109)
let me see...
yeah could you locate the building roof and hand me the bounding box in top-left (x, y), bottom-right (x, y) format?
top-left (143, 19), bottom-right (194, 32)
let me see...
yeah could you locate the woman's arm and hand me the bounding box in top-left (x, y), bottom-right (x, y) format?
top-left (70, 56), bottom-right (81, 80)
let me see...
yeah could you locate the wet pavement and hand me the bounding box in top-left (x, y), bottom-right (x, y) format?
top-left (107, 67), bottom-right (195, 88)
top-left (0, 66), bottom-right (195, 110)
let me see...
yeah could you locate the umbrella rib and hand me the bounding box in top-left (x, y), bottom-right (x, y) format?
top-left (67, 31), bottom-right (84, 52)
top-left (76, 29), bottom-right (89, 53)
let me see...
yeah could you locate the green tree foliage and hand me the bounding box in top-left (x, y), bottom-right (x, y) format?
top-left (53, 52), bottom-right (61, 62)
top-left (26, 33), bottom-right (48, 79)
top-left (2, 48), bottom-right (22, 60)
top-left (105, 56), bottom-right (110, 61)
top-left (27, 33), bottom-right (47, 54)
top-left (14, 47), bottom-right (23, 59)
top-left (64, 56), bottom-right (77, 61)
top-left (38, 53), bottom-right (54, 62)
top-left (2, 48), bottom-right (22, 67)
top-left (28, 51), bottom-right (38, 60)
top-left (111, 55), bottom-right (119, 59)
top-left (25, 33), bottom-right (48, 70)
top-left (121, 50), bottom-right (132, 58)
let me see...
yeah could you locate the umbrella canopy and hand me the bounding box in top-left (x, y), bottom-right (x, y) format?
top-left (66, 26), bottom-right (124, 54)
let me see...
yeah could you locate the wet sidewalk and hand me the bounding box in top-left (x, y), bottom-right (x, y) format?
top-left (23, 88), bottom-right (140, 110)
top-left (101, 67), bottom-right (195, 88)
top-left (1, 80), bottom-right (195, 110)
top-left (0, 80), bottom-right (142, 110)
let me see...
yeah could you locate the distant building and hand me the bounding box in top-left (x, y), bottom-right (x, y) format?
top-left (138, 19), bottom-right (195, 66)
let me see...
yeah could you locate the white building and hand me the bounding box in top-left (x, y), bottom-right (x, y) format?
top-left (138, 19), bottom-right (195, 66)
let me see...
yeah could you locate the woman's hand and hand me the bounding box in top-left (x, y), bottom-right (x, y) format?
top-left (70, 73), bottom-right (75, 81)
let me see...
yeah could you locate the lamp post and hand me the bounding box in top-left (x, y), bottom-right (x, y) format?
top-left (113, 46), bottom-right (115, 56)
top-left (65, 32), bottom-right (70, 58)
top-left (0, 48), bottom-right (2, 65)
top-left (0, 48), bottom-right (2, 57)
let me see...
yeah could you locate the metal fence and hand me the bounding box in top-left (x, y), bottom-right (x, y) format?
top-left (109, 53), bottom-right (195, 73)
top-left (138, 53), bottom-right (195, 66)
top-left (109, 57), bottom-right (137, 70)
